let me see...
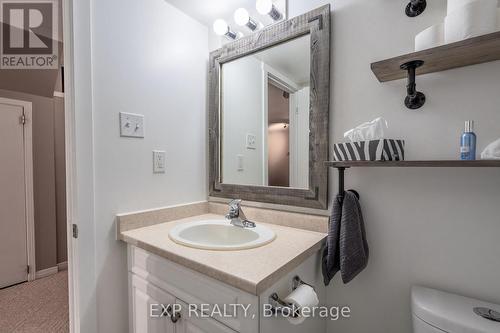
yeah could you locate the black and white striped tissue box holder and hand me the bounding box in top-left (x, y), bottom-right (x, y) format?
top-left (333, 139), bottom-right (405, 161)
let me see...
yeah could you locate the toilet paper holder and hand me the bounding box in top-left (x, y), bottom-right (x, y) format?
top-left (268, 276), bottom-right (313, 318)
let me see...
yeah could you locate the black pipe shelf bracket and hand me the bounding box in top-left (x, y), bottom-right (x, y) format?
top-left (406, 0), bottom-right (427, 17)
top-left (400, 60), bottom-right (426, 110)
top-left (335, 166), bottom-right (359, 200)
top-left (338, 167), bottom-right (347, 197)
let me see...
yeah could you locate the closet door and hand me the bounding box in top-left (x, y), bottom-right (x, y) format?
top-left (0, 100), bottom-right (28, 288)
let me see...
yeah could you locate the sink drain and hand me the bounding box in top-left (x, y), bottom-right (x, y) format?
top-left (474, 307), bottom-right (500, 323)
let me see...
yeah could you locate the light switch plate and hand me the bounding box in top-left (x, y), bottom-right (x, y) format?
top-left (246, 133), bottom-right (256, 150)
top-left (153, 150), bottom-right (166, 174)
top-left (120, 112), bottom-right (144, 138)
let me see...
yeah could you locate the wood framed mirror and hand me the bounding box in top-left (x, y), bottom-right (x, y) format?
top-left (208, 5), bottom-right (330, 209)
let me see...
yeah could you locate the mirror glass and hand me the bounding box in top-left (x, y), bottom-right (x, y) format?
top-left (220, 34), bottom-right (310, 189)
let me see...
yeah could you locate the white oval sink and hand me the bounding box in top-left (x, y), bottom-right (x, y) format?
top-left (169, 220), bottom-right (276, 250)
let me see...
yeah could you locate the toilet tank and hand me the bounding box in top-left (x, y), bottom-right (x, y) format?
top-left (411, 286), bottom-right (500, 333)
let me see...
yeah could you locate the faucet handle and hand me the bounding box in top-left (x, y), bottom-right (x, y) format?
top-left (228, 199), bottom-right (242, 210)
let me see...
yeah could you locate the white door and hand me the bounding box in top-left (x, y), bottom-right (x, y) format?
top-left (0, 101), bottom-right (29, 288)
top-left (175, 300), bottom-right (236, 333)
top-left (130, 274), bottom-right (176, 333)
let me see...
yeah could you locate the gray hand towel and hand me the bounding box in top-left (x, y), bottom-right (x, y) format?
top-left (322, 190), bottom-right (369, 285)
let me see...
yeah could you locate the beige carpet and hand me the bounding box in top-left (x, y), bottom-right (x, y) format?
top-left (0, 271), bottom-right (69, 333)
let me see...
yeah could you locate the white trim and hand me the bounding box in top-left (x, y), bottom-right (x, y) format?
top-left (54, 91), bottom-right (65, 98)
top-left (35, 262), bottom-right (67, 280)
top-left (23, 104), bottom-right (36, 282)
top-left (0, 97), bottom-right (36, 282)
top-left (289, 92), bottom-right (299, 187)
top-left (62, 0), bottom-right (79, 332)
top-left (58, 261), bottom-right (68, 271)
top-left (35, 266), bottom-right (59, 279)
top-left (261, 62), bottom-right (269, 186)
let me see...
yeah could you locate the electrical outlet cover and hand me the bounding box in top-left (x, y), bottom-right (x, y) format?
top-left (153, 150), bottom-right (166, 173)
top-left (237, 154), bottom-right (244, 171)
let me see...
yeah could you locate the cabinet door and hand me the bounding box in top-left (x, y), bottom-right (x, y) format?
top-left (130, 274), bottom-right (176, 333)
top-left (175, 300), bottom-right (237, 333)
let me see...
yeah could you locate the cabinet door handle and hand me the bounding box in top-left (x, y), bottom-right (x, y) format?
top-left (161, 305), bottom-right (172, 317)
top-left (171, 311), bottom-right (181, 323)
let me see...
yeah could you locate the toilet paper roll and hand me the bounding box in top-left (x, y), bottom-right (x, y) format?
top-left (415, 23), bottom-right (444, 51)
top-left (447, 0), bottom-right (475, 14)
top-left (444, 0), bottom-right (498, 44)
top-left (283, 284), bottom-right (319, 325)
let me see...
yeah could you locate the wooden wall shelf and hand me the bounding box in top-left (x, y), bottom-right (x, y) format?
top-left (326, 160), bottom-right (500, 168)
top-left (371, 31), bottom-right (500, 82)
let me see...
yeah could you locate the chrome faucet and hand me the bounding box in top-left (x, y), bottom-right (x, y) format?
top-left (225, 199), bottom-right (256, 228)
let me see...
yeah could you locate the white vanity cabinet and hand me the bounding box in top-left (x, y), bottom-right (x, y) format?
top-left (130, 273), bottom-right (237, 333)
top-left (128, 244), bottom-right (326, 333)
top-left (128, 245), bottom-right (258, 333)
top-left (175, 300), bottom-right (238, 333)
top-left (130, 274), bottom-right (176, 333)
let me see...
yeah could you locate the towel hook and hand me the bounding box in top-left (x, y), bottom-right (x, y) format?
top-left (338, 167), bottom-right (346, 196)
top-left (336, 167), bottom-right (359, 200)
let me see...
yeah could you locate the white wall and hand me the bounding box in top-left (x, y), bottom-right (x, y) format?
top-left (90, 0), bottom-right (208, 332)
top-left (288, 1), bottom-right (500, 332)
top-left (222, 56), bottom-right (265, 186)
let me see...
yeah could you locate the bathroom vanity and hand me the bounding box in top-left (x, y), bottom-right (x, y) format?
top-left (118, 202), bottom-right (328, 333)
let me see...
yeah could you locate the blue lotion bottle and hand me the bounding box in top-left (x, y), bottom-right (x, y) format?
top-left (460, 120), bottom-right (476, 160)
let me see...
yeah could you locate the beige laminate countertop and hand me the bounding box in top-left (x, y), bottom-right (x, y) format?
top-left (120, 213), bottom-right (327, 295)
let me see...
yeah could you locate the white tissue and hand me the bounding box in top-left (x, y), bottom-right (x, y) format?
top-left (481, 138), bottom-right (500, 160)
top-left (444, 0), bottom-right (498, 44)
top-left (283, 284), bottom-right (319, 325)
top-left (415, 23), bottom-right (445, 51)
top-left (344, 117), bottom-right (388, 142)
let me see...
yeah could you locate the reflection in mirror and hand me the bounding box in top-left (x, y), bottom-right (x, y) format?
top-left (221, 34), bottom-right (310, 189)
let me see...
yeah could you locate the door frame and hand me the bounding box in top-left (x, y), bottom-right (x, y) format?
top-left (62, 0), bottom-right (79, 331)
top-left (261, 64), bottom-right (299, 187)
top-left (0, 97), bottom-right (35, 283)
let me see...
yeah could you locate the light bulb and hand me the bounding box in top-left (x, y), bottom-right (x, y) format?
top-left (256, 0), bottom-right (273, 15)
top-left (213, 19), bottom-right (228, 36)
top-left (234, 8), bottom-right (250, 26)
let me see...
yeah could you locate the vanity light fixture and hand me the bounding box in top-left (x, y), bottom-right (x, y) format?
top-left (234, 8), bottom-right (259, 31)
top-left (256, 0), bottom-right (283, 21)
top-left (213, 19), bottom-right (237, 40)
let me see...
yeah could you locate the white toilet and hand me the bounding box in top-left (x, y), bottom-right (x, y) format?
top-left (412, 286), bottom-right (500, 333)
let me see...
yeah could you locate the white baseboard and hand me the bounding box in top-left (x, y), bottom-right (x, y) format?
top-left (57, 261), bottom-right (68, 271)
top-left (35, 266), bottom-right (58, 279)
top-left (35, 262), bottom-right (68, 279)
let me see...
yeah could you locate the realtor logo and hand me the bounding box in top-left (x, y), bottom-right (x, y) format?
top-left (1, 0), bottom-right (58, 69)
